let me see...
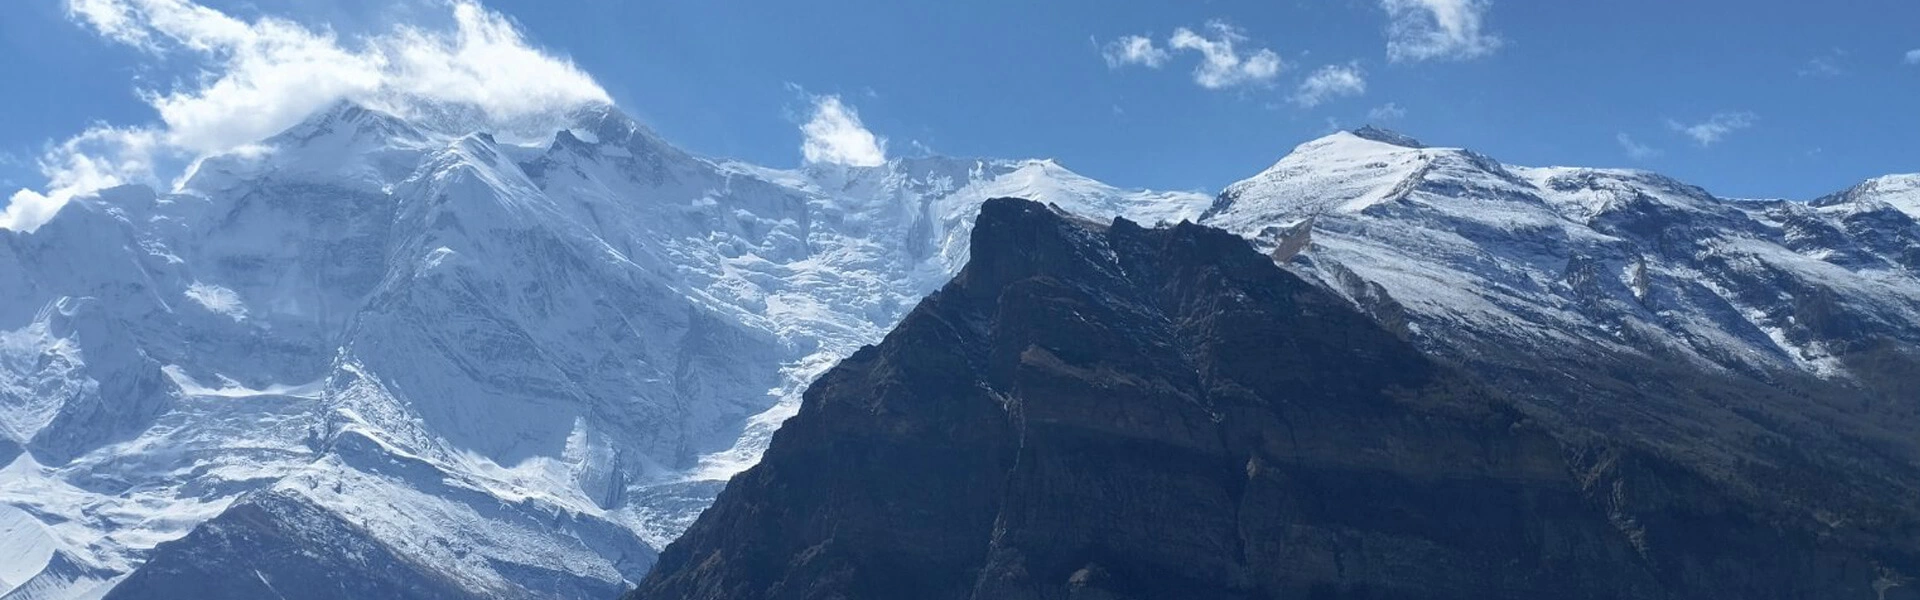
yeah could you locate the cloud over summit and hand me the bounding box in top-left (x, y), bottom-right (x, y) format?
top-left (3, 0), bottom-right (610, 231)
top-left (801, 95), bottom-right (889, 168)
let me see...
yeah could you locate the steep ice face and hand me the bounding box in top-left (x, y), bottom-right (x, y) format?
top-left (0, 102), bottom-right (1208, 599)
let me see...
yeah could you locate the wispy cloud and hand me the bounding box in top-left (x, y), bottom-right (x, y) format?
top-left (1169, 21), bottom-right (1284, 89)
top-left (1798, 58), bottom-right (1841, 77)
top-left (3, 0), bottom-right (609, 232)
top-left (1098, 21), bottom-right (1284, 90)
top-left (1906, 49), bottom-right (1920, 65)
top-left (1101, 35), bottom-right (1170, 69)
top-left (5, 127), bottom-right (163, 232)
top-left (1292, 63), bottom-right (1367, 107)
top-left (1796, 49), bottom-right (1846, 77)
top-left (1667, 112), bottom-right (1757, 147)
top-left (69, 0), bottom-right (608, 154)
top-left (1616, 133), bottom-right (1661, 160)
top-left (1380, 0), bottom-right (1501, 63)
top-left (1367, 102), bottom-right (1407, 121)
top-left (799, 95), bottom-right (888, 167)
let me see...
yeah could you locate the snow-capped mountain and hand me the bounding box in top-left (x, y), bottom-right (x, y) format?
top-left (1203, 127), bottom-right (1920, 545)
top-left (0, 100), bottom-right (1208, 599)
top-left (1207, 127), bottom-right (1920, 377)
top-left (629, 196), bottom-right (1918, 600)
top-left (3, 99), bottom-right (1915, 599)
top-left (1818, 173), bottom-right (1920, 218)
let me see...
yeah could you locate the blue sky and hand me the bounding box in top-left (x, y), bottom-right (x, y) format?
top-left (2, 0), bottom-right (1917, 226)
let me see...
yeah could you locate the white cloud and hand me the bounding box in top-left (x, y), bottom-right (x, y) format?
top-left (1101, 35), bottom-right (1169, 69)
top-left (1667, 112), bottom-right (1757, 147)
top-left (800, 95), bottom-right (888, 168)
top-left (73, 0), bottom-right (609, 154)
top-left (1293, 63), bottom-right (1367, 107)
top-left (1905, 49), bottom-right (1920, 65)
top-left (1169, 21), bottom-right (1284, 89)
top-left (1, 126), bottom-right (163, 231)
top-left (1797, 49), bottom-right (1845, 77)
top-left (2, 0), bottom-right (609, 232)
top-left (1380, 0), bottom-right (1501, 63)
top-left (41, 127), bottom-right (164, 192)
top-left (2, 190), bottom-right (64, 232)
top-left (64, 0), bottom-right (158, 49)
top-left (1367, 102), bottom-right (1407, 121)
top-left (1797, 58), bottom-right (1840, 77)
top-left (1616, 133), bottom-right (1660, 160)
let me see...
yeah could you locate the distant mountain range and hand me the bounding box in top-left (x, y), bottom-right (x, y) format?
top-left (2, 104), bottom-right (1915, 599)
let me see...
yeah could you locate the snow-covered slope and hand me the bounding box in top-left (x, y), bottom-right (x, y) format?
top-left (0, 101), bottom-right (1208, 599)
top-left (1817, 173), bottom-right (1920, 219)
top-left (1205, 129), bottom-right (1920, 380)
top-left (1201, 129), bottom-right (1920, 541)
top-left (5, 100), bottom-right (1912, 598)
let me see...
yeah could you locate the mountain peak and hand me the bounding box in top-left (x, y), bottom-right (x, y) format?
top-left (174, 99), bottom-right (435, 193)
top-left (1349, 125), bottom-right (1426, 149)
top-left (270, 99), bottom-right (426, 148)
top-left (561, 102), bottom-right (647, 145)
top-left (1205, 126), bottom-right (1450, 226)
top-left (1813, 173), bottom-right (1920, 217)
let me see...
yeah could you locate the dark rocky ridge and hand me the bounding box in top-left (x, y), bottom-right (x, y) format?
top-left (629, 198), bottom-right (1917, 600)
top-left (104, 491), bottom-right (474, 600)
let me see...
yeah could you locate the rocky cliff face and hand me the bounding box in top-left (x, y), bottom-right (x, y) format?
top-left (632, 197), bottom-right (1919, 600)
